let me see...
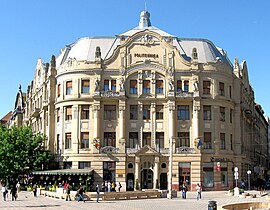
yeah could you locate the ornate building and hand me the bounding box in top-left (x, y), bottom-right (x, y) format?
top-left (14, 10), bottom-right (268, 191)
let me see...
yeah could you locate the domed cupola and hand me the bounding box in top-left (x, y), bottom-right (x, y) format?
top-left (138, 10), bottom-right (151, 29)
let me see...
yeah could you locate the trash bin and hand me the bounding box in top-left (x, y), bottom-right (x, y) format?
top-left (208, 200), bottom-right (217, 210)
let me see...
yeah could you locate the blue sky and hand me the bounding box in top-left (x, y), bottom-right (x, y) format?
top-left (0, 0), bottom-right (269, 119)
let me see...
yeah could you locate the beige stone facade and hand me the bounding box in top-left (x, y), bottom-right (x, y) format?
top-left (14, 10), bottom-right (268, 191)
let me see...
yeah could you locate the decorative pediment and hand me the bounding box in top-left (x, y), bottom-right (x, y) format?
top-left (135, 145), bottom-right (160, 156)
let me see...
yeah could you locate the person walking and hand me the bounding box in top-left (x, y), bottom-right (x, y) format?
top-left (10, 185), bottom-right (17, 201)
top-left (195, 183), bottom-right (202, 200)
top-left (1, 185), bottom-right (7, 201)
top-left (108, 181), bottom-right (112, 192)
top-left (181, 183), bottom-right (187, 199)
top-left (77, 186), bottom-right (85, 202)
top-left (118, 182), bottom-right (122, 192)
top-left (96, 184), bottom-right (100, 203)
top-left (65, 184), bottom-right (71, 201)
top-left (32, 184), bottom-right (37, 197)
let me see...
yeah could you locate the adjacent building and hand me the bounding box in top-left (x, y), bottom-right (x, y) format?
top-left (12, 10), bottom-right (268, 191)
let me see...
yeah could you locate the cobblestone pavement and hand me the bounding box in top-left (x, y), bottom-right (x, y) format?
top-left (0, 190), bottom-right (269, 210)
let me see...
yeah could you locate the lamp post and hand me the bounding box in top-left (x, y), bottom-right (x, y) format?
top-left (168, 137), bottom-right (173, 199)
top-left (247, 170), bottom-right (251, 190)
top-left (234, 167), bottom-right (239, 196)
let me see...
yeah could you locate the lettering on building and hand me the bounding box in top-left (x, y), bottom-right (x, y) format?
top-left (134, 53), bottom-right (159, 59)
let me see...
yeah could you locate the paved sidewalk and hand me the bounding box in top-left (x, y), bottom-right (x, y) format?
top-left (0, 190), bottom-right (269, 210)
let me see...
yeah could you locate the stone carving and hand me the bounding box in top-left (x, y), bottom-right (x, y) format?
top-left (95, 79), bottom-right (100, 91)
top-left (193, 80), bottom-right (199, 91)
top-left (120, 77), bottom-right (125, 91)
top-left (169, 78), bottom-right (174, 91)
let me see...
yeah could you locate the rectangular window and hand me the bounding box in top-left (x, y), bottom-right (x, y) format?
top-left (79, 161), bottom-right (91, 169)
top-left (56, 134), bottom-right (60, 154)
top-left (156, 132), bottom-right (164, 150)
top-left (177, 132), bottom-right (190, 147)
top-left (176, 80), bottom-right (182, 92)
top-left (220, 107), bottom-right (225, 121)
top-left (230, 109), bottom-right (232, 123)
top-left (143, 80), bottom-right (151, 94)
top-left (57, 108), bottom-right (60, 122)
top-left (129, 132), bottom-right (138, 148)
top-left (111, 80), bottom-right (116, 91)
top-left (230, 134), bottom-right (233, 150)
top-left (57, 84), bottom-right (61, 97)
top-left (130, 105), bottom-right (138, 120)
top-left (104, 80), bottom-right (109, 91)
top-left (229, 86), bottom-right (232, 99)
top-left (184, 80), bottom-right (189, 92)
top-left (104, 132), bottom-right (116, 147)
top-left (177, 105), bottom-right (190, 120)
top-left (130, 80), bottom-right (138, 94)
top-left (143, 105), bottom-right (151, 120)
top-left (156, 105), bottom-right (164, 120)
top-left (220, 133), bottom-right (225, 150)
top-left (65, 106), bottom-right (72, 121)
top-left (203, 81), bottom-right (211, 94)
top-left (104, 105), bottom-right (116, 120)
top-left (81, 105), bottom-right (89, 120)
top-left (156, 80), bottom-right (163, 94)
top-left (219, 82), bottom-right (225, 96)
top-left (203, 105), bottom-right (211, 120)
top-left (103, 162), bottom-right (116, 182)
top-left (65, 133), bottom-right (71, 149)
top-left (66, 81), bottom-right (72, 95)
top-left (81, 80), bottom-right (90, 93)
top-left (204, 132), bottom-right (212, 149)
top-left (81, 132), bottom-right (89, 149)
top-left (143, 132), bottom-right (151, 146)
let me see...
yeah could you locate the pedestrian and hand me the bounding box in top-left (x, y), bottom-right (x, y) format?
top-left (1, 185), bottom-right (7, 201)
top-left (108, 181), bottom-right (112, 192)
top-left (96, 184), bottom-right (100, 203)
top-left (112, 181), bottom-right (115, 192)
top-left (10, 185), bottom-right (17, 201)
top-left (65, 184), bottom-right (71, 201)
top-left (16, 182), bottom-right (20, 198)
top-left (77, 186), bottom-right (85, 202)
top-left (195, 183), bottom-right (202, 200)
top-left (118, 182), bottom-right (122, 192)
top-left (32, 184), bottom-right (37, 197)
top-left (181, 183), bottom-right (187, 199)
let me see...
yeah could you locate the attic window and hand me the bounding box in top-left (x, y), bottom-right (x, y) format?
top-left (95, 46), bottom-right (101, 58)
top-left (192, 48), bottom-right (198, 60)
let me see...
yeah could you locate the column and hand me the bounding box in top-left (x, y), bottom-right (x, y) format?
top-left (168, 101), bottom-right (175, 199)
top-left (118, 100), bottom-right (126, 151)
top-left (153, 156), bottom-right (160, 190)
top-left (135, 156), bottom-right (140, 190)
top-left (93, 101), bottom-right (100, 153)
top-left (193, 100), bottom-right (200, 148)
top-left (72, 105), bottom-right (79, 154)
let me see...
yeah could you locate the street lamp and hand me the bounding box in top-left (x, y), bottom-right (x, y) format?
top-left (234, 167), bottom-right (239, 196)
top-left (247, 170), bottom-right (251, 190)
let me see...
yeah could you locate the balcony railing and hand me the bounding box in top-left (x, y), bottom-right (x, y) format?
top-left (100, 146), bottom-right (119, 154)
top-left (175, 146), bottom-right (195, 154)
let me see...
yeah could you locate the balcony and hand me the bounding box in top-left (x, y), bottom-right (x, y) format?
top-left (100, 90), bottom-right (124, 98)
top-left (100, 146), bottom-right (119, 154)
top-left (126, 148), bottom-right (140, 154)
top-left (175, 146), bottom-right (195, 154)
top-left (175, 91), bottom-right (194, 98)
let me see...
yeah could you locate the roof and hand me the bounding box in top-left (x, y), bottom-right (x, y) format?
top-left (55, 10), bottom-right (232, 69)
top-left (0, 111), bottom-right (12, 124)
top-left (32, 168), bottom-right (93, 175)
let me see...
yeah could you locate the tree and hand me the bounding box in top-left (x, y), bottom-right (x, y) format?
top-left (0, 125), bottom-right (53, 180)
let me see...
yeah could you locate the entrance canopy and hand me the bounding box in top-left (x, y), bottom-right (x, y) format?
top-left (32, 168), bottom-right (94, 176)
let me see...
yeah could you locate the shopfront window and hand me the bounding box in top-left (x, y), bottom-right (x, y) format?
top-left (203, 162), bottom-right (214, 188)
top-left (221, 164), bottom-right (228, 187)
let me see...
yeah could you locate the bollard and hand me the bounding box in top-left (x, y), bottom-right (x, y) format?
top-left (208, 200), bottom-right (217, 210)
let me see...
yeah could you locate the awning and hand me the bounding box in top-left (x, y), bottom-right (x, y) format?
top-left (32, 168), bottom-right (94, 176)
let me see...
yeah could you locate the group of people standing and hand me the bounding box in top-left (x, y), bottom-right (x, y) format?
top-left (181, 183), bottom-right (202, 200)
top-left (1, 181), bottom-right (20, 201)
top-left (101, 181), bottom-right (122, 192)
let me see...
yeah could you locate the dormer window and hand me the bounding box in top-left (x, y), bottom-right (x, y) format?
top-left (192, 48), bottom-right (198, 60)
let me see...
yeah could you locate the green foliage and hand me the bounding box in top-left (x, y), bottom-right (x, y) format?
top-left (0, 125), bottom-right (53, 180)
top-left (135, 179), bottom-right (139, 190)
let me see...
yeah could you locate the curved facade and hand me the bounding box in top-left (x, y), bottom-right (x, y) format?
top-left (19, 10), bottom-right (268, 191)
